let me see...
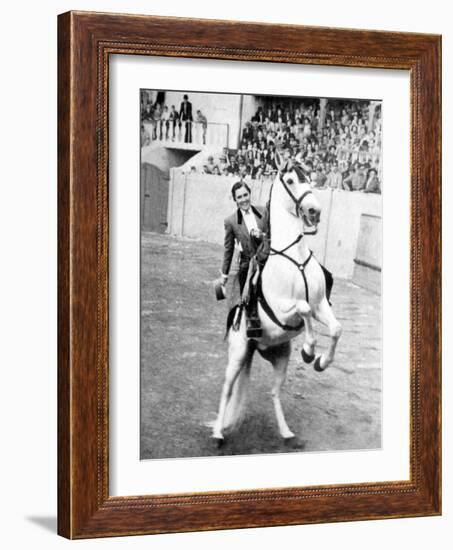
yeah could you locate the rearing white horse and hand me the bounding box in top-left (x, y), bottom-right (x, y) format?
top-left (212, 162), bottom-right (342, 443)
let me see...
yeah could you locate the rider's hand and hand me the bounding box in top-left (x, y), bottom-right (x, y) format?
top-left (250, 228), bottom-right (263, 240)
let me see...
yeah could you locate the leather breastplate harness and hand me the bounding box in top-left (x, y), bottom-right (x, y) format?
top-left (257, 173), bottom-right (314, 332)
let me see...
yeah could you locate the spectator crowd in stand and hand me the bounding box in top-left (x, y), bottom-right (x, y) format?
top-left (141, 93), bottom-right (382, 194)
top-left (194, 100), bottom-right (381, 194)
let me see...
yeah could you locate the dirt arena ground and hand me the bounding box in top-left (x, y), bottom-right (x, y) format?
top-left (140, 232), bottom-right (381, 459)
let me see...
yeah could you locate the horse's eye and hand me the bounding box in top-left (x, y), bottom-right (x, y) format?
top-left (308, 208), bottom-right (316, 214)
top-left (286, 178), bottom-right (294, 185)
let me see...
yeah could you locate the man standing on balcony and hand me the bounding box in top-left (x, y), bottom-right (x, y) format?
top-left (196, 109), bottom-right (208, 145)
top-left (169, 105), bottom-right (180, 141)
top-left (179, 94), bottom-right (193, 143)
top-left (161, 105), bottom-right (170, 141)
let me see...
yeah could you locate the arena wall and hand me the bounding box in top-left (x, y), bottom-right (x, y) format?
top-left (167, 171), bottom-right (381, 283)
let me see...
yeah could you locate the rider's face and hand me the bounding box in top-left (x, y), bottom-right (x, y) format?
top-left (234, 187), bottom-right (251, 212)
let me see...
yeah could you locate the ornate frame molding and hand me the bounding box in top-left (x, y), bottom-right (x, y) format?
top-left (58, 11), bottom-right (441, 538)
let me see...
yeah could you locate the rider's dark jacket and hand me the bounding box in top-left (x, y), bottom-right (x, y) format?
top-left (221, 205), bottom-right (268, 280)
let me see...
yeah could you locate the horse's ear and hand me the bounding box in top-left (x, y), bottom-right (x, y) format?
top-left (275, 150), bottom-right (285, 172)
top-left (293, 164), bottom-right (306, 183)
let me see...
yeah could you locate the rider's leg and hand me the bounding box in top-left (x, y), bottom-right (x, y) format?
top-left (242, 260), bottom-right (263, 337)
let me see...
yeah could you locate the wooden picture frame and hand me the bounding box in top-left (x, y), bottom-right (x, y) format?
top-left (58, 11), bottom-right (441, 539)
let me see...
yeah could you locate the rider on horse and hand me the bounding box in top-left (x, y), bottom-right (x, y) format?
top-left (217, 180), bottom-right (269, 337)
top-left (217, 166), bottom-right (333, 340)
top-left (212, 159), bottom-right (341, 443)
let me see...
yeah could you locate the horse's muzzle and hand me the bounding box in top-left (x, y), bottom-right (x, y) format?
top-left (305, 209), bottom-right (321, 226)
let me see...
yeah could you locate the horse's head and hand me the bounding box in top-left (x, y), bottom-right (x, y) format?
top-left (275, 153), bottom-right (321, 230)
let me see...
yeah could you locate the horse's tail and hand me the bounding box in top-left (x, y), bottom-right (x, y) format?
top-left (222, 361), bottom-right (252, 432)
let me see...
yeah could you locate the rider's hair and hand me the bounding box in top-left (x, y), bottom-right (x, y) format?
top-left (231, 180), bottom-right (251, 201)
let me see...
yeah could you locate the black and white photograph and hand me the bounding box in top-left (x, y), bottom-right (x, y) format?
top-left (140, 89), bottom-right (382, 459)
top-left (2, 0), bottom-right (447, 547)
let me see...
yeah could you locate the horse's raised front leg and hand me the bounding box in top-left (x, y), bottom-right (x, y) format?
top-left (301, 314), bottom-right (317, 364)
top-left (263, 342), bottom-right (294, 439)
top-left (212, 327), bottom-right (252, 442)
top-left (277, 298), bottom-right (313, 326)
top-left (312, 298), bottom-right (342, 372)
top-left (276, 299), bottom-right (317, 363)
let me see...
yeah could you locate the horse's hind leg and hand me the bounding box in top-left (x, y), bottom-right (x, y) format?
top-left (313, 298), bottom-right (342, 372)
top-left (212, 332), bottom-right (251, 441)
top-left (265, 342), bottom-right (294, 439)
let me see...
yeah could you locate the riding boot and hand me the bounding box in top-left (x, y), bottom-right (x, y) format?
top-left (246, 287), bottom-right (262, 339)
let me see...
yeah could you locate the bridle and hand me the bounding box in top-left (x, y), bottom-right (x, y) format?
top-left (278, 172), bottom-right (314, 219)
top-left (277, 168), bottom-right (319, 235)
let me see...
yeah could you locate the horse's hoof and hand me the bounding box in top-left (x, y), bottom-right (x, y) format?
top-left (284, 436), bottom-right (306, 450)
top-left (284, 435), bottom-right (306, 450)
top-left (301, 347), bottom-right (315, 364)
top-left (282, 430), bottom-right (295, 440)
top-left (213, 437), bottom-right (225, 449)
top-left (314, 356), bottom-right (327, 372)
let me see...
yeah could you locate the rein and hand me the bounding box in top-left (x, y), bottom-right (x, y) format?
top-left (270, 233), bottom-right (303, 254)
